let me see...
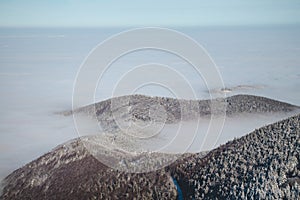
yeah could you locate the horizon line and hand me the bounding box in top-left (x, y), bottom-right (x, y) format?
top-left (1, 23), bottom-right (300, 29)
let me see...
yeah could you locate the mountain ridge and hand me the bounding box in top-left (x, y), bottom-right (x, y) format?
top-left (1, 113), bottom-right (299, 199)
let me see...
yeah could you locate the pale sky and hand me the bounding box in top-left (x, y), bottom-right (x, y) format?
top-left (0, 0), bottom-right (299, 27)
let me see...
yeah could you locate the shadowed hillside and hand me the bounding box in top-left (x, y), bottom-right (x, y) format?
top-left (171, 114), bottom-right (300, 199)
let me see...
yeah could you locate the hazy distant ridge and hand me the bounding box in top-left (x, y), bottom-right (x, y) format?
top-left (62, 94), bottom-right (299, 132)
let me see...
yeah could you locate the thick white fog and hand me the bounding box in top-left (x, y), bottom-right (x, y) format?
top-left (155, 112), bottom-right (300, 153)
top-left (0, 27), bottom-right (300, 182)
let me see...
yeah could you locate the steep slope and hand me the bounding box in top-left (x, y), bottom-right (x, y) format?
top-left (171, 114), bottom-right (300, 199)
